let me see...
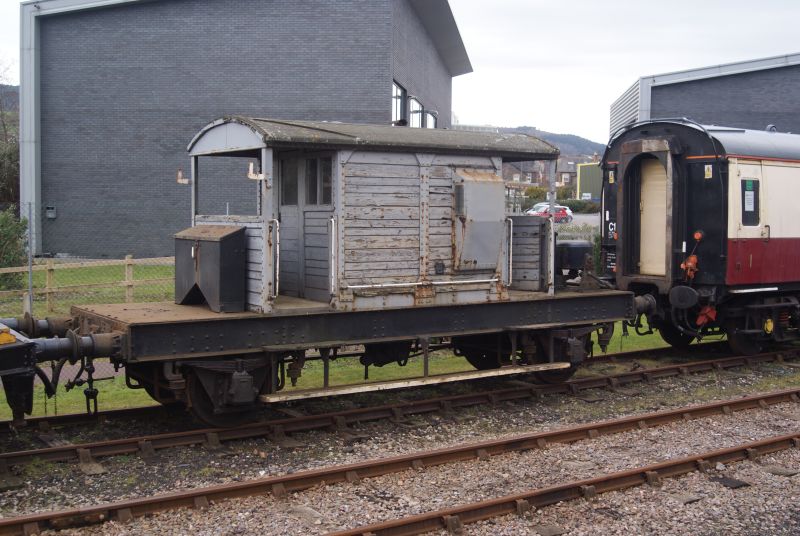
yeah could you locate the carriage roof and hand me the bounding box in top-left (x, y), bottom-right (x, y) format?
top-left (606, 119), bottom-right (800, 162)
top-left (188, 116), bottom-right (560, 162)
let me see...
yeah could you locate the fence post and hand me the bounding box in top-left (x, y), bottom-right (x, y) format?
top-left (46, 259), bottom-right (55, 313)
top-left (125, 255), bottom-right (134, 303)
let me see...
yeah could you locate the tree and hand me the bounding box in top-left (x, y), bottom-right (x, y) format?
top-left (0, 58), bottom-right (19, 205)
top-left (0, 205), bottom-right (27, 289)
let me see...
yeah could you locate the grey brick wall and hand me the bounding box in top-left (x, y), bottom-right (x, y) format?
top-left (38, 0), bottom-right (453, 258)
top-left (650, 65), bottom-right (800, 134)
top-left (391, 0), bottom-right (452, 128)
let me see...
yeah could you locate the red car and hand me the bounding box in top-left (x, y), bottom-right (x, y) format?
top-left (529, 205), bottom-right (573, 223)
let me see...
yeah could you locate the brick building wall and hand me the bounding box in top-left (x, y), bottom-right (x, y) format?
top-left (39, 0), bottom-right (452, 257)
top-left (391, 0), bottom-right (452, 128)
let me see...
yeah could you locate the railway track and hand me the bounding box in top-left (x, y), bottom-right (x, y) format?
top-left (0, 346), bottom-right (794, 470)
top-left (332, 432), bottom-right (800, 536)
top-left (0, 387), bottom-right (798, 535)
top-left (0, 342), bottom-right (728, 434)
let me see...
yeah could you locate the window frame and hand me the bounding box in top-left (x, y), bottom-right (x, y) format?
top-left (408, 97), bottom-right (423, 128)
top-left (392, 81), bottom-right (407, 124)
top-left (424, 111), bottom-right (437, 129)
top-left (304, 156), bottom-right (334, 207)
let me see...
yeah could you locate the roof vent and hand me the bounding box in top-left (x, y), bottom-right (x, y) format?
top-left (766, 124), bottom-right (778, 132)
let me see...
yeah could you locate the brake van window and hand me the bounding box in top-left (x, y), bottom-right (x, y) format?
top-left (741, 179), bottom-right (759, 226)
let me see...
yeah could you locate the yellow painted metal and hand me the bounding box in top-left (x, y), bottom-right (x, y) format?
top-left (0, 327), bottom-right (17, 345)
top-left (764, 318), bottom-right (774, 334)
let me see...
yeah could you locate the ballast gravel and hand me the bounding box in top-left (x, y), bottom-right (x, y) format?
top-left (41, 396), bottom-right (800, 535)
top-left (0, 359), bottom-right (798, 535)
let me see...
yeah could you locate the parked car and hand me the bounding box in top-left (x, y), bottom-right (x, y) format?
top-left (527, 204), bottom-right (573, 223)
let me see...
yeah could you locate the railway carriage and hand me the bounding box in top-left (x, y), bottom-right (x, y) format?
top-left (601, 119), bottom-right (800, 353)
top-left (1, 118), bottom-right (634, 425)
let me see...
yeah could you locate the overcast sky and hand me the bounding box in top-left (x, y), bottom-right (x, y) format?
top-left (1, 0), bottom-right (798, 142)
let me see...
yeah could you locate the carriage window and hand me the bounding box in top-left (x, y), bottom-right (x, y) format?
top-left (741, 179), bottom-right (759, 226)
top-left (306, 159), bottom-right (318, 205)
top-left (321, 158), bottom-right (332, 204)
top-left (304, 157), bottom-right (333, 206)
top-left (281, 159), bottom-right (298, 205)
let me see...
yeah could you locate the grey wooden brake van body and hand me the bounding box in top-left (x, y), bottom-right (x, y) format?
top-left (185, 117), bottom-right (559, 313)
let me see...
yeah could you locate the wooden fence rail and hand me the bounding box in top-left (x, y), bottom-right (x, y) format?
top-left (0, 256), bottom-right (175, 313)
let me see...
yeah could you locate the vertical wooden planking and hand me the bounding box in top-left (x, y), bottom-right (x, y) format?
top-left (509, 215), bottom-right (544, 291)
top-left (303, 208), bottom-right (333, 301)
top-left (417, 153), bottom-right (434, 280)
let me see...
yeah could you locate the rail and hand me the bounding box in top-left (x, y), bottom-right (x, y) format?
top-left (335, 432), bottom-right (800, 536)
top-left (505, 216), bottom-right (513, 286)
top-left (0, 345), bottom-right (788, 469)
top-left (1, 389), bottom-right (797, 534)
top-left (269, 218), bottom-right (280, 299)
top-left (329, 216), bottom-right (337, 296)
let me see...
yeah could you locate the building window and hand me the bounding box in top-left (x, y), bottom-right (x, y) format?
top-left (392, 82), bottom-right (407, 124)
top-left (424, 111), bottom-right (437, 129)
top-left (394, 85), bottom-right (438, 129)
top-left (305, 157), bottom-right (333, 206)
top-left (408, 97), bottom-right (423, 128)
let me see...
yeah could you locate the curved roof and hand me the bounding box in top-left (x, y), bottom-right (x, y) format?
top-left (707, 125), bottom-right (800, 161)
top-left (608, 119), bottom-right (800, 162)
top-left (188, 117), bottom-right (560, 161)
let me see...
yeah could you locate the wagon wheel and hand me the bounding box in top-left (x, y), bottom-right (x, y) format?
top-left (532, 336), bottom-right (586, 384)
top-left (725, 319), bottom-right (763, 356)
top-left (126, 363), bottom-right (178, 406)
top-left (186, 370), bottom-right (254, 428)
top-left (656, 321), bottom-right (695, 351)
top-left (454, 334), bottom-right (510, 370)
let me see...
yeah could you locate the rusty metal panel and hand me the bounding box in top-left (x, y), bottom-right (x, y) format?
top-left (453, 168), bottom-right (505, 272)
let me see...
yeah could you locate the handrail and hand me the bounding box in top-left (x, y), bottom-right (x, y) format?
top-left (329, 216), bottom-right (337, 296)
top-left (269, 219), bottom-right (280, 299)
top-left (344, 278), bottom-right (499, 290)
top-left (505, 217), bottom-right (513, 286)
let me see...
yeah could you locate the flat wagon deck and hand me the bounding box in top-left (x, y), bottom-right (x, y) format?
top-left (73, 289), bottom-right (633, 362)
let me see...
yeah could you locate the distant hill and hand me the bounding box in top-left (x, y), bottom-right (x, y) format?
top-left (499, 126), bottom-right (605, 157)
top-left (0, 85), bottom-right (19, 113)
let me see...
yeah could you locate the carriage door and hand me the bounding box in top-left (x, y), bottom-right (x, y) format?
top-left (278, 159), bottom-right (301, 297)
top-left (638, 158), bottom-right (668, 276)
top-left (278, 157), bottom-right (333, 300)
top-left (301, 157), bottom-right (333, 302)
